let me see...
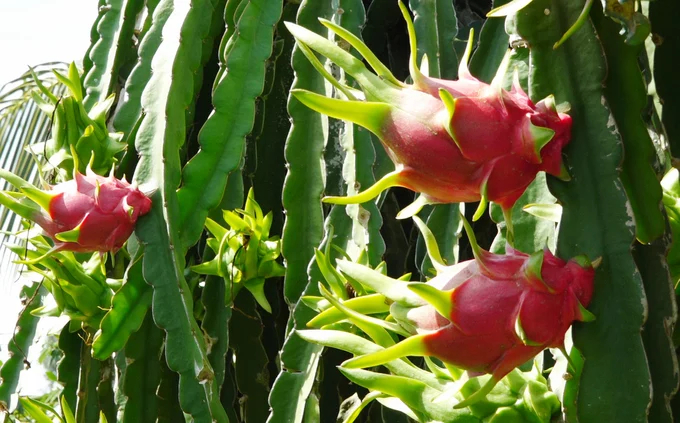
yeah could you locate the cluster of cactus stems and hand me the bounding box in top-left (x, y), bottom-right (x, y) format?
top-left (0, 0), bottom-right (677, 422)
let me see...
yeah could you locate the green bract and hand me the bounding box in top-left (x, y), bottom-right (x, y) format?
top-left (27, 63), bottom-right (126, 181)
top-left (191, 188), bottom-right (284, 313)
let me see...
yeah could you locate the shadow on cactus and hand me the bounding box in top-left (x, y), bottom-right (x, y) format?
top-left (284, 0), bottom-right (572, 230)
top-left (191, 188), bottom-right (284, 313)
top-left (298, 215), bottom-right (597, 418)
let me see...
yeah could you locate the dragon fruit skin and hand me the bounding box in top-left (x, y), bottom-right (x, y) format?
top-left (284, 0), bottom-right (572, 215)
top-left (395, 247), bottom-right (595, 380)
top-left (336, 216), bottom-right (597, 406)
top-left (0, 167), bottom-right (151, 253)
top-left (40, 171), bottom-right (152, 252)
top-left (377, 82), bottom-right (572, 209)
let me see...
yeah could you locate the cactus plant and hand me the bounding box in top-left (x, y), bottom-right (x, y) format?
top-left (0, 0), bottom-right (677, 422)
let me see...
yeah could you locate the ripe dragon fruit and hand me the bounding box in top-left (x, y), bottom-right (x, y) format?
top-left (305, 216), bottom-right (597, 407)
top-left (284, 1), bottom-right (572, 221)
top-left (0, 167), bottom-right (151, 253)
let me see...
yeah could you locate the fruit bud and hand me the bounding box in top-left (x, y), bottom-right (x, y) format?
top-left (0, 167), bottom-right (151, 253)
top-left (285, 1), bottom-right (572, 221)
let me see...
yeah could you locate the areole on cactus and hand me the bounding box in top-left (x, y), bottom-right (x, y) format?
top-left (0, 163), bottom-right (151, 254)
top-left (301, 215), bottom-right (598, 408)
top-left (284, 1), bottom-right (572, 225)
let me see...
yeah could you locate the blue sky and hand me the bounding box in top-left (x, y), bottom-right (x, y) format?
top-left (0, 0), bottom-right (96, 86)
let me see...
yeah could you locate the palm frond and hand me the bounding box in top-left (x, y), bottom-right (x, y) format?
top-left (0, 62), bottom-right (67, 287)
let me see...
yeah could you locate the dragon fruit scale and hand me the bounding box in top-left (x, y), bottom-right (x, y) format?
top-left (331, 217), bottom-right (597, 407)
top-left (0, 167), bottom-right (151, 253)
top-left (284, 1), bottom-right (571, 220)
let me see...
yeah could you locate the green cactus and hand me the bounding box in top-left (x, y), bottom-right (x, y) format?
top-left (1, 0), bottom-right (678, 422)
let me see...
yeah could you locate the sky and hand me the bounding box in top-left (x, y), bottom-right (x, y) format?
top-left (0, 0), bottom-right (96, 86)
top-left (0, 0), bottom-right (97, 398)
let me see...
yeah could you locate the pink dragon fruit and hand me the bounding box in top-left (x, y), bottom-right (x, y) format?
top-left (0, 168), bottom-right (151, 253)
top-left (327, 217), bottom-right (597, 406)
top-left (285, 1), bottom-right (571, 220)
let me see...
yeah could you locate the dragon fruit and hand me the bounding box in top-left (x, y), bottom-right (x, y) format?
top-left (0, 167), bottom-right (151, 253)
top-left (310, 216), bottom-right (597, 407)
top-left (284, 1), bottom-right (571, 220)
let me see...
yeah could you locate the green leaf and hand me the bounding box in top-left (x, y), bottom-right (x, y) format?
top-left (296, 330), bottom-right (441, 388)
top-left (338, 368), bottom-right (479, 422)
top-left (19, 397), bottom-right (58, 423)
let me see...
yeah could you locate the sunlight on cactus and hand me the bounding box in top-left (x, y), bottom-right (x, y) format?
top-left (0, 0), bottom-right (676, 421)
